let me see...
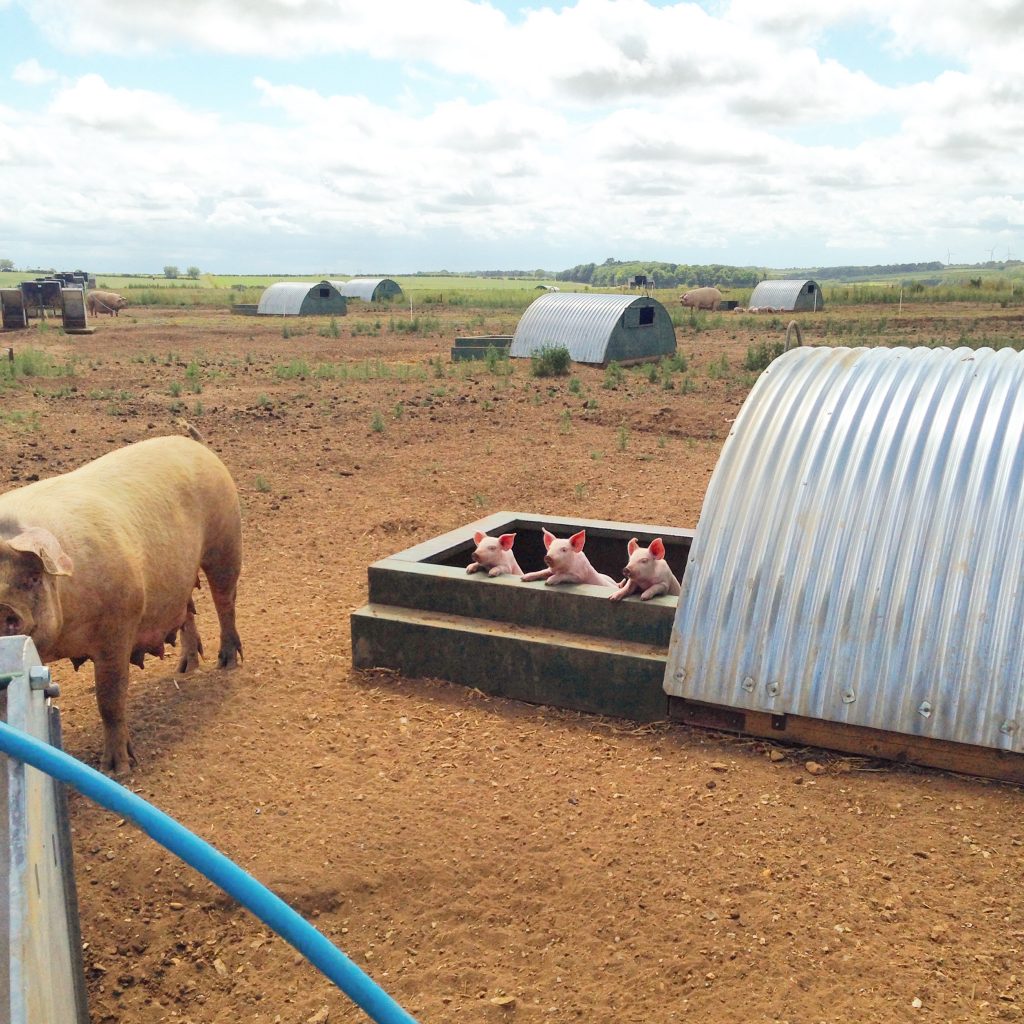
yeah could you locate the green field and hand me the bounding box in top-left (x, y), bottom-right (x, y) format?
top-left (2, 266), bottom-right (1022, 311)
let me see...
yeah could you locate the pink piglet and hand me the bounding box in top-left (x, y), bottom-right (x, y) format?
top-left (521, 528), bottom-right (617, 588)
top-left (466, 531), bottom-right (522, 578)
top-left (609, 537), bottom-right (681, 601)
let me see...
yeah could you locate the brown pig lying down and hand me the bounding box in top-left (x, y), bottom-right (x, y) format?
top-left (0, 435), bottom-right (242, 773)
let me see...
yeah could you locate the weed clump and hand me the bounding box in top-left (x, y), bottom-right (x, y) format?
top-left (743, 341), bottom-right (785, 372)
top-left (602, 361), bottom-right (625, 389)
top-left (530, 345), bottom-right (572, 377)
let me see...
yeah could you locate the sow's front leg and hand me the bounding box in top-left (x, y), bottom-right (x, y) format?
top-left (204, 551), bottom-right (243, 668)
top-left (92, 647), bottom-right (136, 774)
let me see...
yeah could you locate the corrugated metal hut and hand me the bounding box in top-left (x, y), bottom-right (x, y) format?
top-left (332, 278), bottom-right (403, 302)
top-left (256, 280), bottom-right (348, 316)
top-left (509, 292), bottom-right (675, 366)
top-left (748, 279), bottom-right (823, 311)
top-left (665, 346), bottom-right (1024, 769)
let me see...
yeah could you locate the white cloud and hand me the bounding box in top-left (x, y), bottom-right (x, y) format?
top-left (12, 58), bottom-right (58, 84)
top-left (4, 1), bottom-right (1023, 269)
top-left (48, 74), bottom-right (219, 140)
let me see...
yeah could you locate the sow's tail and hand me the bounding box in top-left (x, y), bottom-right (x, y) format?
top-left (173, 418), bottom-right (205, 443)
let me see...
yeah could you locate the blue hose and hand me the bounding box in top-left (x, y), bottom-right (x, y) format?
top-left (0, 721), bottom-right (419, 1024)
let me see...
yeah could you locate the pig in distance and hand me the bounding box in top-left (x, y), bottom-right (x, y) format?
top-left (680, 286), bottom-right (722, 311)
top-left (0, 435), bottom-right (243, 773)
top-left (86, 290), bottom-right (129, 316)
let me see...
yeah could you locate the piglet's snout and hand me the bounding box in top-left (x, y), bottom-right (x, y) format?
top-left (0, 604), bottom-right (29, 637)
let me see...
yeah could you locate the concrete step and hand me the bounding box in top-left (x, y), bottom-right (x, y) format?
top-left (351, 602), bottom-right (669, 722)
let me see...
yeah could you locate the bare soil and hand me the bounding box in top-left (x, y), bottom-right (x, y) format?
top-left (4, 303), bottom-right (1024, 1024)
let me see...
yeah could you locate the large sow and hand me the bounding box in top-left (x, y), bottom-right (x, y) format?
top-left (0, 435), bottom-right (242, 773)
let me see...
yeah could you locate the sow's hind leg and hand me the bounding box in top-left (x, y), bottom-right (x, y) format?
top-left (203, 554), bottom-right (243, 668)
top-left (176, 596), bottom-right (204, 674)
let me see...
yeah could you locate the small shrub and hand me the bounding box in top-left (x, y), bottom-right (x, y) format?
top-left (602, 361), bottom-right (625, 389)
top-left (616, 425), bottom-right (629, 451)
top-left (568, 376), bottom-right (582, 395)
top-left (168, 381), bottom-right (182, 398)
top-left (708, 354), bottom-right (730, 379)
top-left (275, 358), bottom-right (310, 380)
top-left (370, 411), bottom-right (386, 433)
top-left (256, 393), bottom-right (271, 408)
top-left (530, 345), bottom-right (572, 377)
top-left (254, 475), bottom-right (271, 493)
top-left (558, 409), bottom-right (572, 433)
top-left (743, 341), bottom-right (785, 372)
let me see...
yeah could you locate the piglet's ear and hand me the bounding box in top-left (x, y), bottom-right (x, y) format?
top-left (541, 528), bottom-right (555, 550)
top-left (569, 530), bottom-right (586, 552)
top-left (649, 538), bottom-right (665, 560)
top-left (473, 531), bottom-right (486, 544)
top-left (8, 528), bottom-right (73, 577)
top-left (499, 533), bottom-right (516, 550)
top-left (627, 537), bottom-right (639, 555)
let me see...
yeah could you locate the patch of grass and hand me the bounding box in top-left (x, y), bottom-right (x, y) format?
top-left (616, 425), bottom-right (630, 451)
top-left (370, 411), bottom-right (386, 432)
top-left (0, 348), bottom-right (75, 384)
top-left (0, 410), bottom-right (41, 431)
top-left (485, 345), bottom-right (511, 375)
top-left (568, 376), bottom-right (582, 395)
top-left (319, 317), bottom-right (341, 339)
top-left (185, 360), bottom-right (203, 393)
top-left (275, 358), bottom-right (310, 380)
top-left (743, 341), bottom-right (785, 372)
top-left (392, 402), bottom-right (404, 420)
top-left (530, 345), bottom-right (572, 377)
top-left (169, 399), bottom-right (186, 414)
top-left (254, 475), bottom-right (271, 493)
top-left (558, 409), bottom-right (572, 433)
top-left (602, 361), bottom-right (625, 389)
top-left (707, 354), bottom-right (730, 379)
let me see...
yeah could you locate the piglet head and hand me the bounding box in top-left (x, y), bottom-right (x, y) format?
top-left (623, 537), bottom-right (666, 580)
top-left (472, 531), bottom-right (516, 567)
top-left (543, 529), bottom-right (586, 571)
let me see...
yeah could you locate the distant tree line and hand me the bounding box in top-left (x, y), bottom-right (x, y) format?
top-left (787, 261), bottom-right (945, 281)
top-left (554, 258), bottom-right (761, 289)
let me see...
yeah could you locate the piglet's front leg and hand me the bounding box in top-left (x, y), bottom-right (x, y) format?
top-left (520, 568), bottom-right (552, 582)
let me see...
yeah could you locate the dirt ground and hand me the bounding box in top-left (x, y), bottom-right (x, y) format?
top-left (4, 302), bottom-right (1024, 1024)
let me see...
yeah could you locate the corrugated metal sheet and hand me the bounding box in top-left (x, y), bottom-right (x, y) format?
top-left (510, 292), bottom-right (674, 365)
top-left (749, 279), bottom-right (823, 311)
top-left (665, 346), bottom-right (1024, 752)
top-left (331, 278), bottom-right (403, 301)
top-left (257, 282), bottom-right (318, 315)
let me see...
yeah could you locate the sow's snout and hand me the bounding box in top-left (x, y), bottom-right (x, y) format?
top-left (0, 602), bottom-right (32, 637)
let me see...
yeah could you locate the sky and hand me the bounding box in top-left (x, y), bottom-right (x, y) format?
top-left (1, 0), bottom-right (1022, 275)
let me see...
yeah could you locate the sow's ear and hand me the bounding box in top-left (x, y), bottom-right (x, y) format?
top-left (7, 528), bottom-right (74, 577)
